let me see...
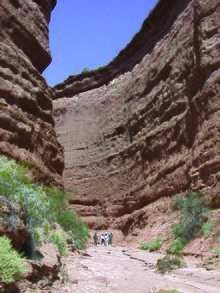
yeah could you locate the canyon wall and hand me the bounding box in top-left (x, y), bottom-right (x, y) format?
top-left (53, 0), bottom-right (220, 233)
top-left (0, 0), bottom-right (64, 185)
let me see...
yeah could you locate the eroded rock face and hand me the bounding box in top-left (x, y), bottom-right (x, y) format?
top-left (53, 0), bottom-right (220, 233)
top-left (0, 196), bottom-right (28, 252)
top-left (0, 0), bottom-right (64, 185)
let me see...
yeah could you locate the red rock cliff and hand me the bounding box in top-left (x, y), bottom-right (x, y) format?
top-left (0, 0), bottom-right (64, 185)
top-left (53, 0), bottom-right (220, 232)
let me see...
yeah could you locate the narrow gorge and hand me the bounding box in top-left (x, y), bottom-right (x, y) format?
top-left (0, 0), bottom-right (220, 291)
top-left (52, 0), bottom-right (220, 233)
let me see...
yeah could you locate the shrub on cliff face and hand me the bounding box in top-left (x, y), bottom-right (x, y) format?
top-left (211, 247), bottom-right (220, 255)
top-left (45, 186), bottom-right (89, 249)
top-left (49, 231), bottom-right (68, 256)
top-left (169, 237), bottom-right (186, 255)
top-left (139, 237), bottom-right (163, 252)
top-left (0, 236), bottom-right (28, 283)
top-left (81, 67), bottom-right (90, 74)
top-left (0, 155), bottom-right (88, 255)
top-left (169, 191), bottom-right (210, 255)
top-left (202, 222), bottom-right (213, 238)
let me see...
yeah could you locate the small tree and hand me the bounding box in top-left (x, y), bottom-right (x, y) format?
top-left (170, 191), bottom-right (209, 254)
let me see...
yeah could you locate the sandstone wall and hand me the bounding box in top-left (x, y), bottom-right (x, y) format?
top-left (0, 0), bottom-right (64, 185)
top-left (53, 0), bottom-right (220, 232)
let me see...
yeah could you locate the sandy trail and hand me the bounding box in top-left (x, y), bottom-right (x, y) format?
top-left (51, 245), bottom-right (220, 293)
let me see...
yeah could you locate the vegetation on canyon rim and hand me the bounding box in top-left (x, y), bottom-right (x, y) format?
top-left (0, 155), bottom-right (88, 283)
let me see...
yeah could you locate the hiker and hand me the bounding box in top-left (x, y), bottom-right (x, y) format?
top-left (100, 234), bottom-right (105, 245)
top-left (109, 232), bottom-right (113, 245)
top-left (104, 232), bottom-right (109, 246)
top-left (93, 232), bottom-right (98, 246)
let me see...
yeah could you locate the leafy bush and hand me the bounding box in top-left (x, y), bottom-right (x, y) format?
top-left (169, 237), bottom-right (186, 255)
top-left (95, 65), bottom-right (104, 70)
top-left (49, 231), bottom-right (68, 256)
top-left (81, 67), bottom-right (90, 74)
top-left (32, 227), bottom-right (47, 247)
top-left (0, 155), bottom-right (89, 254)
top-left (171, 194), bottom-right (184, 211)
top-left (139, 237), bottom-right (163, 252)
top-left (156, 255), bottom-right (185, 274)
top-left (71, 217), bottom-right (89, 249)
top-left (0, 236), bottom-right (28, 283)
top-left (0, 156), bottom-right (51, 230)
top-left (202, 222), bottom-right (213, 238)
top-left (211, 247), bottom-right (220, 255)
top-left (45, 187), bottom-right (89, 249)
top-left (172, 191), bottom-right (209, 243)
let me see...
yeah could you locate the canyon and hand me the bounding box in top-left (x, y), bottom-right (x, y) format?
top-left (52, 0), bottom-right (220, 233)
top-left (0, 0), bottom-right (219, 240)
top-left (0, 0), bottom-right (219, 290)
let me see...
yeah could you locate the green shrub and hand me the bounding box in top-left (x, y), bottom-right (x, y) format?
top-left (169, 237), bottom-right (186, 255)
top-left (49, 231), bottom-right (68, 256)
top-left (0, 156), bottom-right (51, 231)
top-left (0, 155), bottom-right (89, 254)
top-left (45, 187), bottom-right (89, 249)
top-left (211, 247), bottom-right (220, 255)
top-left (156, 254), bottom-right (185, 274)
top-left (171, 194), bottom-right (184, 211)
top-left (0, 236), bottom-right (28, 283)
top-left (172, 191), bottom-right (209, 243)
top-left (32, 227), bottom-right (47, 247)
top-left (169, 191), bottom-right (209, 255)
top-left (81, 67), bottom-right (90, 74)
top-left (95, 65), bottom-right (104, 70)
top-left (202, 222), bottom-right (213, 238)
top-left (71, 216), bottom-right (89, 249)
top-left (139, 237), bottom-right (163, 252)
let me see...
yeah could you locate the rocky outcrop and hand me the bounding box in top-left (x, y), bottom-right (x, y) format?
top-left (0, 243), bottom-right (61, 293)
top-left (25, 243), bottom-right (61, 284)
top-left (0, 0), bottom-right (64, 186)
top-left (0, 196), bottom-right (28, 252)
top-left (53, 0), bottom-right (220, 233)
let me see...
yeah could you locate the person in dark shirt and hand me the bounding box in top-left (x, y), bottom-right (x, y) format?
top-left (93, 232), bottom-right (98, 246)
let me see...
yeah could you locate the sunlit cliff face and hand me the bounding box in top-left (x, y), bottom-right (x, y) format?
top-left (52, 0), bottom-right (220, 231)
top-left (0, 0), bottom-right (64, 185)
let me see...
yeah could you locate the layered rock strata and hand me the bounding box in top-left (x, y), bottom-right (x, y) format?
top-left (0, 0), bottom-right (64, 185)
top-left (53, 0), bottom-right (220, 232)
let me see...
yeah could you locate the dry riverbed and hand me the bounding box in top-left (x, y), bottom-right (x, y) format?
top-left (49, 245), bottom-right (220, 293)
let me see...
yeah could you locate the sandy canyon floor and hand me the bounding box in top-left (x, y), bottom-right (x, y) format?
top-left (50, 245), bottom-right (220, 293)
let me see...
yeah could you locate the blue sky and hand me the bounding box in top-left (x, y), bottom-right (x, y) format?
top-left (43, 0), bottom-right (158, 86)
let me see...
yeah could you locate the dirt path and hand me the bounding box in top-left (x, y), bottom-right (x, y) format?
top-left (51, 245), bottom-right (220, 293)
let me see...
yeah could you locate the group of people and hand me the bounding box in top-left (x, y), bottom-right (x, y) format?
top-left (93, 232), bottom-right (113, 246)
